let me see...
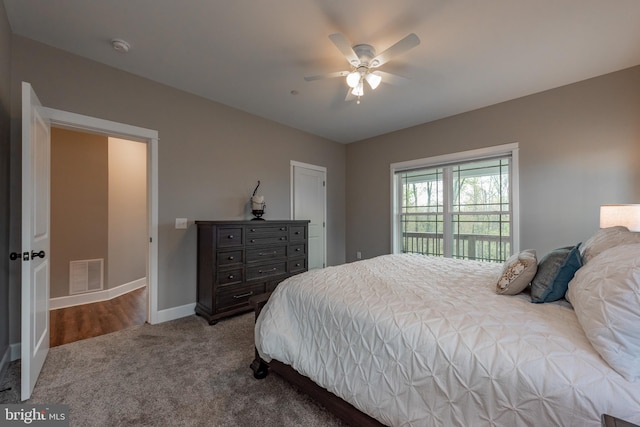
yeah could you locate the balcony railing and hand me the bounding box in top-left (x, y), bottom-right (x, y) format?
top-left (402, 232), bottom-right (510, 263)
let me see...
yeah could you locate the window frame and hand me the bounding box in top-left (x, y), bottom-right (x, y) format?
top-left (390, 143), bottom-right (520, 259)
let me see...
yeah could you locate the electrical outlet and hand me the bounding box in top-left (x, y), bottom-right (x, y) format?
top-left (175, 218), bottom-right (188, 229)
top-left (356, 251), bottom-right (362, 260)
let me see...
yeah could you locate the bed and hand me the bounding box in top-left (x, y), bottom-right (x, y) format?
top-left (252, 228), bottom-right (640, 426)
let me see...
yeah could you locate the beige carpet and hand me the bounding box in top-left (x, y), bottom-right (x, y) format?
top-left (0, 313), bottom-right (345, 426)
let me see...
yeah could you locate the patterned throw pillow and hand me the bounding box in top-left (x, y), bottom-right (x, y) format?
top-left (496, 249), bottom-right (537, 295)
top-left (531, 244), bottom-right (582, 303)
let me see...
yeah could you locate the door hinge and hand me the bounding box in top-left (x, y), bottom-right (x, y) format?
top-left (323, 181), bottom-right (325, 187)
top-left (323, 222), bottom-right (325, 228)
top-left (150, 237), bottom-right (153, 243)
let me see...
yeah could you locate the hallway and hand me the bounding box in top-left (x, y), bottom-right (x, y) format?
top-left (49, 287), bottom-right (147, 347)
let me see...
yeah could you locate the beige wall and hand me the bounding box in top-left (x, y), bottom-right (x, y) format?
top-left (8, 34), bottom-right (347, 342)
top-left (50, 128), bottom-right (109, 298)
top-left (346, 65), bottom-right (640, 262)
top-left (0, 1), bottom-right (11, 363)
top-left (108, 137), bottom-right (147, 290)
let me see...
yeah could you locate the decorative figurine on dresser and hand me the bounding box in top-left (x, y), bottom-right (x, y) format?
top-left (195, 220), bottom-right (309, 324)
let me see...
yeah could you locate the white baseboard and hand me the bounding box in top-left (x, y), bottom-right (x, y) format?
top-left (3, 343), bottom-right (21, 363)
top-left (10, 343), bottom-right (20, 362)
top-left (154, 303), bottom-right (196, 324)
top-left (50, 278), bottom-right (147, 310)
top-left (0, 345), bottom-right (10, 383)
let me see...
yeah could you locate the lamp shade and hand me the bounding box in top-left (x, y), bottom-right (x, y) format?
top-left (351, 81), bottom-right (364, 97)
top-left (365, 72), bottom-right (382, 90)
top-left (346, 71), bottom-right (361, 88)
top-left (600, 204), bottom-right (640, 231)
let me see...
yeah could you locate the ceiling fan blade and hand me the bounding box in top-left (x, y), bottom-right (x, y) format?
top-left (345, 88), bottom-right (356, 102)
top-left (376, 70), bottom-right (409, 85)
top-left (304, 71), bottom-right (349, 82)
top-left (371, 33), bottom-right (420, 67)
top-left (329, 33), bottom-right (360, 65)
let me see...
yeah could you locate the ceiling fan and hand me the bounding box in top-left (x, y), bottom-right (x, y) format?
top-left (304, 32), bottom-right (420, 104)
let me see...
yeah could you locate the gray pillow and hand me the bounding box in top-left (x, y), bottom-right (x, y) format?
top-left (531, 244), bottom-right (582, 303)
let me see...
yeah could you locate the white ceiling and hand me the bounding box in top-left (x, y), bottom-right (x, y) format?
top-left (4, 0), bottom-right (640, 143)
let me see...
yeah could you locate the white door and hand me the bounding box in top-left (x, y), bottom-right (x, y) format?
top-left (291, 162), bottom-right (326, 269)
top-left (21, 82), bottom-right (51, 400)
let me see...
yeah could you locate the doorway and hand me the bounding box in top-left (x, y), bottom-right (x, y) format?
top-left (20, 82), bottom-right (159, 400)
top-left (48, 128), bottom-right (148, 346)
top-left (291, 161), bottom-right (327, 269)
top-left (43, 106), bottom-right (160, 325)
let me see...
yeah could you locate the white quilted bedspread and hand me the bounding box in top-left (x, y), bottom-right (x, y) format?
top-left (255, 254), bottom-right (640, 427)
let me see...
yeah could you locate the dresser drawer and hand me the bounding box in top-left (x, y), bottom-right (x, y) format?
top-left (247, 235), bottom-right (288, 245)
top-left (216, 283), bottom-right (264, 310)
top-left (246, 261), bottom-right (287, 281)
top-left (217, 250), bottom-right (243, 266)
top-left (289, 243), bottom-right (306, 257)
top-left (217, 227), bottom-right (243, 247)
top-left (288, 258), bottom-right (307, 274)
top-left (290, 226), bottom-right (307, 241)
top-left (217, 268), bottom-right (243, 286)
top-left (247, 224), bottom-right (289, 235)
top-left (246, 246), bottom-right (287, 263)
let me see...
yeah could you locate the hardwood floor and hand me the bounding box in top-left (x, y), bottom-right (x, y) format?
top-left (50, 287), bottom-right (147, 347)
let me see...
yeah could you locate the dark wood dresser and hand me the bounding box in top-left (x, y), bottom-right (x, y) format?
top-left (195, 220), bottom-right (309, 324)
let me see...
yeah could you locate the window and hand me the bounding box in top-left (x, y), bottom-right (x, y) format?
top-left (391, 144), bottom-right (519, 263)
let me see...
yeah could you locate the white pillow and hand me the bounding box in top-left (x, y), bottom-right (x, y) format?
top-left (567, 243), bottom-right (640, 381)
top-left (580, 226), bottom-right (640, 264)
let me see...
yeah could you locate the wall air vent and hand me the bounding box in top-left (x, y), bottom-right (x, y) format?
top-left (69, 259), bottom-right (104, 295)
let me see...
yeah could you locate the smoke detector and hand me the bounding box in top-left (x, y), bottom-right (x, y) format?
top-left (111, 39), bottom-right (130, 53)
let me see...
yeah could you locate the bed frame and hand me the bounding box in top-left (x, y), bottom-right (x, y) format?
top-left (249, 293), bottom-right (386, 427)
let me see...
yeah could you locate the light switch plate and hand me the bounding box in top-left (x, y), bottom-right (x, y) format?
top-left (175, 218), bottom-right (188, 229)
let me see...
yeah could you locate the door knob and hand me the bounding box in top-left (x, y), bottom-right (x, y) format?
top-left (9, 252), bottom-right (21, 261)
top-left (31, 250), bottom-right (46, 259)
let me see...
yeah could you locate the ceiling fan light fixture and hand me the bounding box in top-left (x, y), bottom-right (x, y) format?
top-left (305, 32), bottom-right (420, 104)
top-left (351, 81), bottom-right (364, 97)
top-left (365, 72), bottom-right (382, 90)
top-left (346, 71), bottom-right (361, 88)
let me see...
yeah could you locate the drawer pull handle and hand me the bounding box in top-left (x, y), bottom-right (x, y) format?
top-left (233, 291), bottom-right (253, 299)
top-left (295, 263), bottom-right (301, 267)
top-left (250, 239), bottom-right (256, 243)
top-left (295, 248), bottom-right (301, 252)
top-left (228, 235), bottom-right (234, 239)
top-left (280, 227), bottom-right (286, 231)
top-left (228, 256), bottom-right (234, 260)
top-left (250, 228), bottom-right (256, 232)
top-left (259, 251), bottom-right (277, 256)
top-left (258, 268), bottom-right (277, 274)
top-left (280, 237), bottom-right (286, 240)
top-left (295, 231), bottom-right (300, 235)
top-left (228, 275), bottom-right (235, 279)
